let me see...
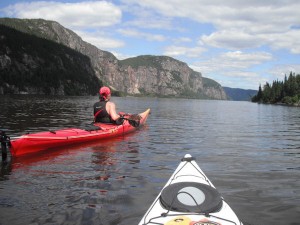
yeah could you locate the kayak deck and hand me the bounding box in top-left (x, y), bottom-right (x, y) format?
top-left (139, 154), bottom-right (243, 225)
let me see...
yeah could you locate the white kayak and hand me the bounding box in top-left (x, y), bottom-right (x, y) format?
top-left (139, 154), bottom-right (243, 225)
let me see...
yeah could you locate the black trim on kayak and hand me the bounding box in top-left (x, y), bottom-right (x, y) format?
top-left (181, 156), bottom-right (195, 162)
top-left (44, 125), bottom-right (102, 134)
top-left (81, 124), bottom-right (102, 131)
top-left (160, 182), bottom-right (223, 214)
top-left (172, 161), bottom-right (211, 186)
top-left (0, 130), bottom-right (11, 161)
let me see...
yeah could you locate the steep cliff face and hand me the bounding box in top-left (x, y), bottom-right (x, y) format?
top-left (202, 77), bottom-right (228, 100)
top-left (0, 18), bottom-right (227, 99)
top-left (117, 56), bottom-right (204, 97)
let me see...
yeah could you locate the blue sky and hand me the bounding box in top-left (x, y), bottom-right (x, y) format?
top-left (1, 0), bottom-right (300, 90)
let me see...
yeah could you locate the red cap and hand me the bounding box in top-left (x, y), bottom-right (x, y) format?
top-left (99, 86), bottom-right (111, 100)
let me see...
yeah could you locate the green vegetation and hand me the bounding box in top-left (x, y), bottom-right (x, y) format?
top-left (119, 55), bottom-right (187, 70)
top-left (203, 77), bottom-right (221, 88)
top-left (0, 24), bottom-right (101, 95)
top-left (120, 55), bottom-right (163, 69)
top-left (252, 72), bottom-right (300, 105)
top-left (0, 18), bottom-right (63, 42)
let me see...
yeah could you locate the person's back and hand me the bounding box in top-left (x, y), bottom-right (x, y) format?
top-left (93, 101), bottom-right (112, 123)
top-left (93, 86), bottom-right (121, 124)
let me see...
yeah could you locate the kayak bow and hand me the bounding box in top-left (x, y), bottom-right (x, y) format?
top-left (139, 154), bottom-right (243, 225)
top-left (4, 108), bottom-right (150, 157)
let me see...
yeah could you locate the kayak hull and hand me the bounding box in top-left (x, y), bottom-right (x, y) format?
top-left (139, 154), bottom-right (243, 225)
top-left (10, 109), bottom-right (150, 157)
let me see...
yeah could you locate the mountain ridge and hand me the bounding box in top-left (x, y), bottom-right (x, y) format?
top-left (0, 18), bottom-right (227, 99)
top-left (223, 87), bottom-right (257, 101)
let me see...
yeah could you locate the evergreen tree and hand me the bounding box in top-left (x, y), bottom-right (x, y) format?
top-left (252, 72), bottom-right (300, 105)
top-left (252, 84), bottom-right (263, 102)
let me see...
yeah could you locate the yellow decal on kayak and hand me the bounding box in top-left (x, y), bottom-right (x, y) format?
top-left (164, 216), bottom-right (191, 225)
top-left (110, 128), bottom-right (117, 133)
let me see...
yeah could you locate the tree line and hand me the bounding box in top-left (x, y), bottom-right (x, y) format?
top-left (252, 72), bottom-right (300, 105)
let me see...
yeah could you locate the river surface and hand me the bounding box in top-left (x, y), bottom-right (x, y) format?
top-left (0, 95), bottom-right (299, 225)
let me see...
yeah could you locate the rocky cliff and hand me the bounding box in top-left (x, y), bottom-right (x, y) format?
top-left (117, 55), bottom-right (202, 97)
top-left (0, 18), bottom-right (227, 99)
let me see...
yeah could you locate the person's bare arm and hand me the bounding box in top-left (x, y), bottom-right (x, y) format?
top-left (107, 102), bottom-right (120, 121)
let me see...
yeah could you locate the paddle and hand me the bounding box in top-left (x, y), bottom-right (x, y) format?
top-left (120, 114), bottom-right (142, 127)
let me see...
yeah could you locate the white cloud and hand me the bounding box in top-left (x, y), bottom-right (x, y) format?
top-left (4, 0), bottom-right (300, 54)
top-left (111, 51), bottom-right (135, 60)
top-left (201, 30), bottom-right (265, 50)
top-left (122, 0), bottom-right (300, 30)
top-left (2, 1), bottom-right (125, 50)
top-left (75, 30), bottom-right (124, 49)
top-left (1, 0), bottom-right (299, 89)
top-left (201, 27), bottom-right (300, 54)
top-left (121, 0), bottom-right (300, 54)
top-left (118, 28), bottom-right (166, 41)
top-left (191, 64), bottom-right (267, 89)
top-left (222, 51), bottom-right (273, 66)
top-left (174, 37), bottom-right (193, 43)
top-left (194, 51), bottom-right (273, 72)
top-left (3, 1), bottom-right (122, 28)
top-left (125, 17), bottom-right (172, 29)
top-left (271, 64), bottom-right (300, 79)
top-left (121, 5), bottom-right (173, 30)
top-left (163, 45), bottom-right (206, 58)
top-left (190, 50), bottom-right (273, 89)
top-left (268, 30), bottom-right (300, 54)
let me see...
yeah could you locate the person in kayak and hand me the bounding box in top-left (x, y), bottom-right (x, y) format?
top-left (93, 86), bottom-right (123, 124)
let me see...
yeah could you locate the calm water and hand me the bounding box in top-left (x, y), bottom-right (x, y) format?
top-left (0, 95), bottom-right (299, 225)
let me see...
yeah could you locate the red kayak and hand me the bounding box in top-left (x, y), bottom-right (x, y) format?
top-left (2, 109), bottom-right (150, 157)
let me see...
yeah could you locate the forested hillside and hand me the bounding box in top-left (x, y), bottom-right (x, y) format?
top-left (0, 25), bottom-right (101, 95)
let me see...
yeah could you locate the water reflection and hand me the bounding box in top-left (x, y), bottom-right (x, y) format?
top-left (0, 161), bottom-right (12, 180)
